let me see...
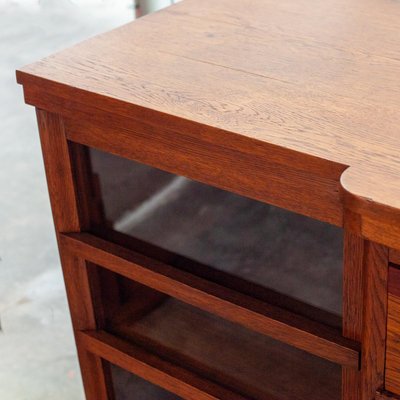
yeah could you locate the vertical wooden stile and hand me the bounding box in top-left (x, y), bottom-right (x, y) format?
top-left (36, 109), bottom-right (112, 400)
top-left (343, 226), bottom-right (389, 400)
top-left (343, 231), bottom-right (364, 400)
top-left (360, 241), bottom-right (388, 400)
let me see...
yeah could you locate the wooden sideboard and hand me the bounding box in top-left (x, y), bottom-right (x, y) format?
top-left (17, 0), bottom-right (400, 399)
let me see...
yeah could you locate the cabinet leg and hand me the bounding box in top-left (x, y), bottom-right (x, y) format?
top-left (343, 230), bottom-right (388, 400)
top-left (36, 109), bottom-right (113, 400)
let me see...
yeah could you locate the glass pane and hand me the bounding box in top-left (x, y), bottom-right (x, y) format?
top-left (110, 363), bottom-right (182, 400)
top-left (89, 147), bottom-right (343, 319)
top-left (97, 272), bottom-right (341, 400)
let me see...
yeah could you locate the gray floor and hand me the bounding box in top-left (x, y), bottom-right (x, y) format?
top-left (0, 2), bottom-right (133, 399)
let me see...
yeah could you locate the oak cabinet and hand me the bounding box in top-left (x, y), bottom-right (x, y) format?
top-left (17, 0), bottom-right (400, 398)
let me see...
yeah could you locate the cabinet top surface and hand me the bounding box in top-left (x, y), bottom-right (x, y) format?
top-left (17, 0), bottom-right (400, 217)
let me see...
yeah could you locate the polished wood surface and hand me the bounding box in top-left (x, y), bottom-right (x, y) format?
top-left (78, 330), bottom-right (247, 400)
top-left (342, 232), bottom-right (364, 400)
top-left (17, 0), bottom-right (400, 248)
top-left (359, 242), bottom-right (388, 400)
top-left (93, 226), bottom-right (342, 329)
top-left (17, 1), bottom-right (399, 398)
top-left (60, 232), bottom-right (360, 368)
top-left (385, 266), bottom-right (400, 394)
top-left (65, 115), bottom-right (342, 226)
top-left (108, 297), bottom-right (341, 400)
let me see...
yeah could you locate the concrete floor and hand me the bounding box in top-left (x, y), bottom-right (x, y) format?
top-left (0, 2), bottom-right (133, 399)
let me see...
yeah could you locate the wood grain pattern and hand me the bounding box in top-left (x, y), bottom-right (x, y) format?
top-left (94, 226), bottom-right (342, 329)
top-left (341, 169), bottom-right (400, 250)
top-left (78, 330), bottom-right (249, 400)
top-left (17, 0), bottom-right (400, 248)
top-left (342, 232), bottom-right (389, 400)
top-left (360, 242), bottom-right (389, 400)
top-left (64, 113), bottom-right (343, 226)
top-left (109, 297), bottom-right (341, 400)
top-left (385, 266), bottom-right (400, 395)
top-left (36, 110), bottom-right (112, 400)
top-left (342, 231), bottom-right (364, 400)
top-left (60, 231), bottom-right (360, 368)
top-left (19, 2), bottom-right (400, 398)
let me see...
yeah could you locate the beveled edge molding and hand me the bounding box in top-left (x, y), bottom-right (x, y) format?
top-left (340, 166), bottom-right (400, 251)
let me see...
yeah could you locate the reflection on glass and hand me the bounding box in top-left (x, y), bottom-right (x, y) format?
top-left (110, 363), bottom-right (182, 400)
top-left (101, 275), bottom-right (341, 400)
top-left (89, 147), bottom-right (343, 317)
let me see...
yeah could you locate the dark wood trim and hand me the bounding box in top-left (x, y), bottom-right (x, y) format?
top-left (61, 112), bottom-right (342, 226)
top-left (78, 330), bottom-right (250, 400)
top-left (108, 324), bottom-right (271, 400)
top-left (93, 226), bottom-right (342, 329)
top-left (60, 231), bottom-right (360, 368)
top-left (360, 242), bottom-right (389, 400)
top-left (68, 142), bottom-right (107, 228)
top-left (342, 231), bottom-right (364, 400)
top-left (107, 299), bottom-right (341, 400)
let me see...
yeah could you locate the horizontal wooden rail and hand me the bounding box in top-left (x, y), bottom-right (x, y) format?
top-left (60, 232), bottom-right (360, 368)
top-left (93, 226), bottom-right (342, 330)
top-left (77, 330), bottom-right (249, 400)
